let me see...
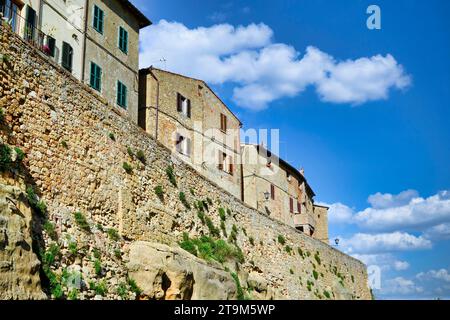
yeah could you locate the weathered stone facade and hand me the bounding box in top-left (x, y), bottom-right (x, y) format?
top-left (242, 144), bottom-right (329, 243)
top-left (139, 68), bottom-right (243, 200)
top-left (0, 25), bottom-right (370, 300)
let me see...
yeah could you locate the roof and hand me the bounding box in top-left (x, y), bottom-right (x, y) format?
top-left (244, 143), bottom-right (316, 197)
top-left (141, 67), bottom-right (242, 126)
top-left (118, 0), bottom-right (152, 29)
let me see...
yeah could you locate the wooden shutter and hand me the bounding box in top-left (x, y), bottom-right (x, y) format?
top-left (62, 42), bottom-right (73, 72)
top-left (290, 198), bottom-right (294, 213)
top-left (177, 93), bottom-right (182, 112)
top-left (218, 152), bottom-right (224, 171)
top-left (187, 99), bottom-right (191, 118)
top-left (229, 161), bottom-right (234, 176)
top-left (186, 138), bottom-right (191, 156)
top-left (297, 202), bottom-right (302, 214)
top-left (271, 184), bottom-right (275, 200)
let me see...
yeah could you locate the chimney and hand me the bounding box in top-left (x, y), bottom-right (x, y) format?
top-left (300, 168), bottom-right (305, 176)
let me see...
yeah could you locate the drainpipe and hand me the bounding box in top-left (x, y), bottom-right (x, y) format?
top-left (149, 67), bottom-right (160, 140)
top-left (81, 0), bottom-right (89, 82)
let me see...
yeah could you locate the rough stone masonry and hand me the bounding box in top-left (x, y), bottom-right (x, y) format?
top-left (0, 24), bottom-right (371, 300)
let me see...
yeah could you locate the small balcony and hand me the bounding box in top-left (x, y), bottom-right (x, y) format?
top-left (294, 212), bottom-right (316, 229)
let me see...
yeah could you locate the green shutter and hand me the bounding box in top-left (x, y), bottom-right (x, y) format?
top-left (93, 6), bottom-right (104, 34)
top-left (90, 63), bottom-right (102, 92)
top-left (119, 27), bottom-right (128, 53)
top-left (117, 81), bottom-right (127, 109)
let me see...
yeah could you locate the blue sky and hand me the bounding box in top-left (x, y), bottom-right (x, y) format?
top-left (131, 0), bottom-right (450, 299)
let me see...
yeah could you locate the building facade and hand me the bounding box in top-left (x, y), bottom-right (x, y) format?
top-left (0, 0), bottom-right (151, 123)
top-left (242, 144), bottom-right (329, 243)
top-left (138, 68), bottom-right (243, 200)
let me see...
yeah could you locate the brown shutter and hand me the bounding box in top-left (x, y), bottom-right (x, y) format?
top-left (290, 198), bottom-right (294, 213)
top-left (229, 161), bottom-right (234, 176)
top-left (187, 99), bottom-right (191, 118)
top-left (297, 202), bottom-right (302, 214)
top-left (177, 93), bottom-right (182, 112)
top-left (271, 184), bottom-right (275, 200)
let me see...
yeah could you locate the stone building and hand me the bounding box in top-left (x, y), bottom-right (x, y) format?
top-left (0, 0), bottom-right (151, 123)
top-left (138, 67), bottom-right (243, 200)
top-left (241, 144), bottom-right (329, 243)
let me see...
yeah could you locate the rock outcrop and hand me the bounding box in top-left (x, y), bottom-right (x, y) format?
top-left (0, 174), bottom-right (46, 299)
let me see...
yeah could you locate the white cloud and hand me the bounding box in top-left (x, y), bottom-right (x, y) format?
top-left (319, 202), bottom-right (354, 224)
top-left (368, 190), bottom-right (419, 209)
top-left (417, 269), bottom-right (450, 283)
top-left (341, 232), bottom-right (432, 255)
top-left (424, 223), bottom-right (450, 240)
top-left (382, 277), bottom-right (424, 296)
top-left (355, 190), bottom-right (450, 232)
top-left (394, 261), bottom-right (410, 271)
top-left (140, 20), bottom-right (411, 110)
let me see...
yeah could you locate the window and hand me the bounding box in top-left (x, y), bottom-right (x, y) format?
top-left (118, 26), bottom-right (128, 53)
top-left (61, 42), bottom-right (73, 72)
top-left (175, 134), bottom-right (191, 156)
top-left (177, 93), bottom-right (191, 118)
top-left (218, 152), bottom-right (233, 175)
top-left (46, 36), bottom-right (56, 57)
top-left (270, 184), bottom-right (275, 200)
top-left (93, 5), bottom-right (104, 34)
top-left (297, 202), bottom-right (302, 214)
top-left (90, 62), bottom-right (102, 92)
top-left (290, 198), bottom-right (294, 213)
top-left (220, 113), bottom-right (227, 132)
top-left (117, 81), bottom-right (127, 109)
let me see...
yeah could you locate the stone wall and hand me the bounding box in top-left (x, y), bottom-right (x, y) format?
top-left (0, 25), bottom-right (371, 300)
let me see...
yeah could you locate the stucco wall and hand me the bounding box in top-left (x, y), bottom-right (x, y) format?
top-left (0, 26), bottom-right (370, 300)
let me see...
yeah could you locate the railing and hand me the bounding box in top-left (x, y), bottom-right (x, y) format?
top-left (1, 3), bottom-right (50, 55)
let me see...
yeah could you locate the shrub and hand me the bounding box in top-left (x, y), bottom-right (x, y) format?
top-left (107, 228), bottom-right (120, 241)
top-left (90, 280), bottom-right (107, 296)
top-left (306, 251), bottom-right (311, 257)
top-left (61, 140), bottom-right (68, 149)
top-left (14, 147), bottom-right (25, 162)
top-left (179, 192), bottom-right (191, 209)
top-left (205, 216), bottom-right (220, 237)
top-left (220, 221), bottom-right (227, 237)
top-left (197, 211), bottom-right (206, 224)
top-left (277, 235), bottom-right (286, 245)
top-left (74, 212), bottom-right (90, 232)
top-left (314, 252), bottom-right (321, 265)
top-left (92, 248), bottom-right (101, 260)
top-left (136, 150), bottom-right (146, 163)
top-left (128, 278), bottom-right (142, 296)
top-left (218, 208), bottom-right (226, 221)
top-left (297, 248), bottom-right (304, 257)
top-left (0, 144), bottom-right (12, 172)
top-left (43, 243), bottom-right (60, 267)
top-left (0, 108), bottom-right (4, 122)
top-left (108, 132), bottom-right (115, 141)
top-left (154, 185), bottom-right (164, 201)
top-left (43, 221), bottom-right (57, 240)
top-left (94, 259), bottom-right (102, 276)
top-left (68, 241), bottom-right (78, 256)
top-left (201, 200), bottom-right (209, 212)
top-left (117, 283), bottom-right (128, 299)
top-left (166, 165), bottom-right (177, 187)
top-left (96, 223), bottom-right (104, 232)
top-left (232, 224), bottom-right (238, 234)
top-left (114, 249), bottom-right (122, 259)
top-left (228, 229), bottom-right (237, 243)
top-left (285, 245), bottom-right (292, 254)
top-left (189, 188), bottom-right (195, 196)
top-left (351, 275), bottom-right (355, 283)
top-left (290, 269), bottom-right (294, 275)
top-left (231, 272), bottom-right (245, 300)
top-left (313, 270), bottom-right (319, 280)
top-left (242, 228), bottom-right (247, 236)
top-left (206, 197), bottom-right (213, 206)
top-left (180, 234), bottom-right (244, 264)
top-left (68, 288), bottom-right (79, 300)
top-left (227, 208), bottom-right (232, 216)
top-left (122, 162), bottom-right (132, 174)
top-left (249, 237), bottom-right (255, 246)
top-left (127, 147), bottom-right (134, 157)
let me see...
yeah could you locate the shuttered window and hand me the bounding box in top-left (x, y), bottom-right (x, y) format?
top-left (220, 113), bottom-right (227, 132)
top-left (93, 5), bottom-right (104, 34)
top-left (175, 134), bottom-right (191, 156)
top-left (61, 42), bottom-right (73, 72)
top-left (229, 162), bottom-right (234, 176)
top-left (118, 26), bottom-right (128, 53)
top-left (290, 198), bottom-right (294, 213)
top-left (177, 93), bottom-right (191, 118)
top-left (297, 202), bottom-right (302, 214)
top-left (90, 62), bottom-right (102, 92)
top-left (47, 36), bottom-right (56, 57)
top-left (117, 81), bottom-right (127, 109)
